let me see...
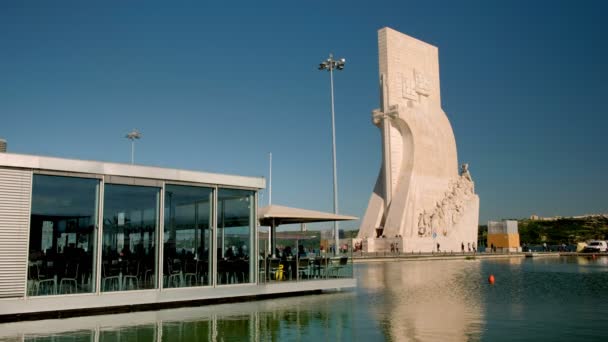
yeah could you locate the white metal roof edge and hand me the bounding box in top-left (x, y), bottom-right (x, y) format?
top-left (0, 152), bottom-right (265, 189)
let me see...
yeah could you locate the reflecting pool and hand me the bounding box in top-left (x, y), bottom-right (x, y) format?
top-left (2, 256), bottom-right (608, 341)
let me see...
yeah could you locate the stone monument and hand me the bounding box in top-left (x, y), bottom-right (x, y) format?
top-left (357, 28), bottom-right (479, 253)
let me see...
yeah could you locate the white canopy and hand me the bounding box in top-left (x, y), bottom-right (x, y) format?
top-left (258, 204), bottom-right (357, 256)
top-left (258, 204), bottom-right (357, 226)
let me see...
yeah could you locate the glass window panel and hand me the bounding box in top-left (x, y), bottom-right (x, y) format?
top-left (28, 174), bottom-right (100, 296)
top-left (217, 188), bottom-right (255, 285)
top-left (102, 184), bottom-right (159, 292)
top-left (164, 185), bottom-right (213, 288)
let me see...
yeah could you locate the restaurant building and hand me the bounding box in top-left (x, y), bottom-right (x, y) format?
top-left (0, 152), bottom-right (355, 321)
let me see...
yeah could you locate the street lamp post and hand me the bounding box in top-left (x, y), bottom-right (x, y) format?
top-left (125, 129), bottom-right (142, 164)
top-left (318, 54), bottom-right (345, 256)
top-left (268, 152), bottom-right (272, 257)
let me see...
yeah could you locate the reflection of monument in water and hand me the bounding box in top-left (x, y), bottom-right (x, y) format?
top-left (358, 28), bottom-right (479, 252)
top-left (358, 261), bottom-right (484, 341)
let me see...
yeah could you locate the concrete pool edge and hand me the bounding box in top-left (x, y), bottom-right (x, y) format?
top-left (352, 252), bottom-right (570, 263)
top-left (0, 278), bottom-right (356, 323)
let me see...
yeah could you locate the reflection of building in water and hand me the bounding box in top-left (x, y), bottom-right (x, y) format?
top-left (358, 261), bottom-right (484, 341)
top-left (0, 292), bottom-right (358, 341)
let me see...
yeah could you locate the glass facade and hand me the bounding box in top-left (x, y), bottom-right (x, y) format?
top-left (24, 172), bottom-right (266, 297)
top-left (164, 184), bottom-right (213, 288)
top-left (102, 184), bottom-right (160, 292)
top-left (28, 175), bottom-right (100, 296)
top-left (216, 188), bottom-right (255, 285)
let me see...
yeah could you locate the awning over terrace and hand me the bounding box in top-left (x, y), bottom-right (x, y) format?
top-left (258, 204), bottom-right (357, 256)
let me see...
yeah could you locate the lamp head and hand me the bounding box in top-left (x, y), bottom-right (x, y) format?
top-left (126, 129), bottom-right (142, 140)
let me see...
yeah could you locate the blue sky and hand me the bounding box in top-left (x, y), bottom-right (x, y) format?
top-left (1, 1), bottom-right (607, 229)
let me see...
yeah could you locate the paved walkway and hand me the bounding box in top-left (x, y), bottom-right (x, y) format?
top-left (351, 251), bottom-right (564, 263)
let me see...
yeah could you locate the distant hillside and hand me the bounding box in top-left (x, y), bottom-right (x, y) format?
top-left (518, 216), bottom-right (608, 244)
top-left (478, 216), bottom-right (608, 245)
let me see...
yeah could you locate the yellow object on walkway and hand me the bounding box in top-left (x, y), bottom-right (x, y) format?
top-left (275, 264), bottom-right (284, 281)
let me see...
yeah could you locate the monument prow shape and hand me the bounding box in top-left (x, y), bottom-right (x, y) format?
top-left (357, 28), bottom-right (479, 253)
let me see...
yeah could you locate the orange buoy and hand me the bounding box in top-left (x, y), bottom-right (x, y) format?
top-left (488, 274), bottom-right (495, 284)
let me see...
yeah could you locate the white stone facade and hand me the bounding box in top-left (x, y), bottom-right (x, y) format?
top-left (358, 28), bottom-right (479, 253)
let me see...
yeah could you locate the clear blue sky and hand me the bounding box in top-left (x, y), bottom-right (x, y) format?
top-left (1, 1), bottom-right (607, 229)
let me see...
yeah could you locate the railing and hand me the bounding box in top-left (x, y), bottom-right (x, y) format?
top-left (257, 239), bottom-right (354, 284)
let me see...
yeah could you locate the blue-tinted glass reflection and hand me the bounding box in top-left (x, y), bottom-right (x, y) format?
top-left (28, 175), bottom-right (99, 296)
top-left (102, 184), bottom-right (159, 292)
top-left (217, 188), bottom-right (255, 285)
top-left (164, 185), bottom-right (213, 288)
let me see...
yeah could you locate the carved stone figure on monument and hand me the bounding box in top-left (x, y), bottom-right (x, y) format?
top-left (465, 176), bottom-right (475, 195)
top-left (455, 180), bottom-right (465, 198)
top-left (430, 213), bottom-right (438, 236)
top-left (435, 202), bottom-right (445, 228)
top-left (452, 203), bottom-right (462, 225)
top-left (438, 203), bottom-right (452, 236)
top-left (461, 163), bottom-right (472, 182)
top-left (446, 189), bottom-right (454, 201)
top-left (446, 205), bottom-right (453, 229)
top-left (448, 179), bottom-right (456, 190)
top-left (424, 212), bottom-right (433, 237)
top-left (417, 210), bottom-right (427, 236)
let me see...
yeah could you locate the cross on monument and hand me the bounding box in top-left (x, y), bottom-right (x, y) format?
top-left (372, 73), bottom-right (400, 212)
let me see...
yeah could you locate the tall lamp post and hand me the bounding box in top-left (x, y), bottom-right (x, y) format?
top-left (125, 129), bottom-right (142, 164)
top-left (268, 152), bottom-right (272, 257)
top-left (318, 54), bottom-right (345, 256)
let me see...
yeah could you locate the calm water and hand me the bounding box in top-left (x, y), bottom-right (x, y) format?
top-left (2, 256), bottom-right (608, 341)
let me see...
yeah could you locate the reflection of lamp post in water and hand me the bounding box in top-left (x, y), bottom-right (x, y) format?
top-left (167, 191), bottom-right (176, 252)
top-left (220, 199), bottom-right (225, 258)
top-left (193, 194), bottom-right (212, 261)
top-left (194, 199), bottom-right (199, 259)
